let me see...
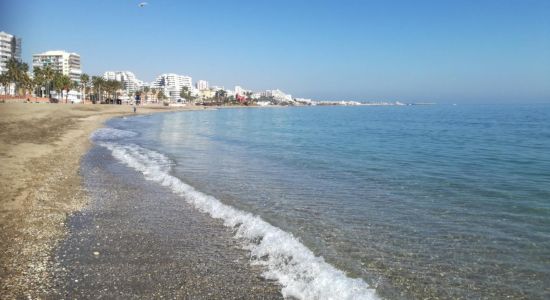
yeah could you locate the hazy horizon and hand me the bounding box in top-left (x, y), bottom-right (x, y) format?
top-left (1, 0), bottom-right (549, 103)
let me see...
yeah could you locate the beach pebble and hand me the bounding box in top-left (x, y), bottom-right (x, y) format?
top-left (93, 251), bottom-right (100, 256)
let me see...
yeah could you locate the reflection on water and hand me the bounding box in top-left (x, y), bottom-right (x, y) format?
top-left (110, 105), bottom-right (550, 299)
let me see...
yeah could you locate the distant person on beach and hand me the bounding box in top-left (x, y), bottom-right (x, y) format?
top-left (133, 105), bottom-right (137, 113)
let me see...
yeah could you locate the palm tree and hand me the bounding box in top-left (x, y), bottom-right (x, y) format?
top-left (245, 91), bottom-right (253, 101)
top-left (5, 58), bottom-right (29, 96)
top-left (71, 81), bottom-right (80, 103)
top-left (103, 80), bottom-right (123, 103)
top-left (92, 76), bottom-right (105, 103)
top-left (150, 88), bottom-right (157, 103)
top-left (33, 66), bottom-right (44, 96)
top-left (42, 65), bottom-right (55, 98)
top-left (0, 73), bottom-right (9, 95)
top-left (23, 75), bottom-right (35, 97)
top-left (180, 86), bottom-right (193, 103)
top-left (80, 73), bottom-right (90, 103)
top-left (143, 86), bottom-right (150, 102)
top-left (52, 72), bottom-right (71, 103)
top-left (157, 90), bottom-right (166, 102)
top-left (215, 89), bottom-right (227, 105)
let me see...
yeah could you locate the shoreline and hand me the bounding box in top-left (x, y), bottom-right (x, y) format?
top-left (49, 143), bottom-right (282, 298)
top-left (0, 102), bottom-right (203, 298)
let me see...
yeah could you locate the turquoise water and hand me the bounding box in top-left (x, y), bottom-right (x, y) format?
top-left (105, 104), bottom-right (550, 299)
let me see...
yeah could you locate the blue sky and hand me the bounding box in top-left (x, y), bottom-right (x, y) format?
top-left (1, 0), bottom-right (549, 102)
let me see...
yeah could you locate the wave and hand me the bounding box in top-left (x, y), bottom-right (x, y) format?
top-left (91, 128), bottom-right (138, 141)
top-left (96, 132), bottom-right (378, 299)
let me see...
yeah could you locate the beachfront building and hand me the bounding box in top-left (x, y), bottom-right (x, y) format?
top-left (196, 80), bottom-right (209, 91)
top-left (151, 73), bottom-right (192, 102)
top-left (198, 88), bottom-right (216, 101)
top-left (32, 50), bottom-right (81, 83)
top-left (295, 97), bottom-right (314, 105)
top-left (0, 31), bottom-right (22, 74)
top-left (103, 71), bottom-right (145, 96)
top-left (261, 89), bottom-right (293, 103)
top-left (0, 31), bottom-right (22, 95)
top-left (235, 85), bottom-right (252, 96)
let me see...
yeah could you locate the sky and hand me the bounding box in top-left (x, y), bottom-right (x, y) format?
top-left (1, 0), bottom-right (549, 102)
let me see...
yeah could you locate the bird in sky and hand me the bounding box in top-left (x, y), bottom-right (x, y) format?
top-left (138, 2), bottom-right (148, 8)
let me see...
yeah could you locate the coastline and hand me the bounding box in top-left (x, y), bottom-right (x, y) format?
top-left (0, 103), bottom-right (201, 298)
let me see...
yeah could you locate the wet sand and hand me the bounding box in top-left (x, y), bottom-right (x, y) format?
top-left (0, 103), bottom-right (203, 298)
top-left (50, 146), bottom-right (281, 298)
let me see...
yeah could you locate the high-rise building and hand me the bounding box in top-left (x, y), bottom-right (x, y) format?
top-left (196, 80), bottom-right (209, 91)
top-left (103, 71), bottom-right (144, 95)
top-left (0, 31), bottom-right (22, 74)
top-left (32, 50), bottom-right (81, 82)
top-left (235, 85), bottom-right (251, 96)
top-left (261, 89), bottom-right (293, 102)
top-left (152, 73), bottom-right (192, 102)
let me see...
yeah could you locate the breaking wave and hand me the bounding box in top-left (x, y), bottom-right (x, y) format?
top-left (95, 129), bottom-right (378, 299)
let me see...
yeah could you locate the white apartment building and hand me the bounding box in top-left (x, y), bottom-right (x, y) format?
top-left (33, 50), bottom-right (81, 82)
top-left (261, 89), bottom-right (293, 102)
top-left (196, 80), bottom-right (209, 91)
top-left (235, 85), bottom-right (252, 96)
top-left (103, 71), bottom-right (144, 95)
top-left (152, 73), bottom-right (192, 102)
top-left (0, 31), bottom-right (22, 74)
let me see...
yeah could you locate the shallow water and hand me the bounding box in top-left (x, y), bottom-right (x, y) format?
top-left (52, 145), bottom-right (283, 298)
top-left (98, 104), bottom-right (549, 299)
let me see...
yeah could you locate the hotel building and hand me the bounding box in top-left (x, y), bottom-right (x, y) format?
top-left (104, 71), bottom-right (144, 95)
top-left (152, 73), bottom-right (192, 102)
top-left (32, 50), bottom-right (81, 82)
top-left (196, 80), bottom-right (209, 91)
top-left (0, 31), bottom-right (22, 74)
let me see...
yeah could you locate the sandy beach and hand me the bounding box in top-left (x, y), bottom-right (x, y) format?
top-left (0, 102), bottom-right (202, 298)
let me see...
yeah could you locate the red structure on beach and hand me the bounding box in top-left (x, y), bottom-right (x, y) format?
top-left (236, 93), bottom-right (247, 103)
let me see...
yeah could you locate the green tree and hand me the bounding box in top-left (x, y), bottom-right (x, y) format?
top-left (42, 65), bottom-right (55, 97)
top-left (103, 80), bottom-right (123, 103)
top-left (72, 81), bottom-right (80, 103)
top-left (5, 58), bottom-right (30, 96)
top-left (151, 88), bottom-right (158, 102)
top-left (215, 89), bottom-right (227, 105)
top-left (23, 75), bottom-right (35, 97)
top-left (80, 73), bottom-right (90, 102)
top-left (52, 72), bottom-right (71, 103)
top-left (0, 73), bottom-right (9, 95)
top-left (92, 76), bottom-right (105, 103)
top-left (179, 86), bottom-right (196, 103)
top-left (157, 90), bottom-right (166, 101)
top-left (143, 86), bottom-right (150, 102)
top-left (33, 66), bottom-right (45, 96)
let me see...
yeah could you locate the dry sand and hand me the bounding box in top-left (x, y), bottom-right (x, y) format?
top-left (0, 102), bottom-right (201, 298)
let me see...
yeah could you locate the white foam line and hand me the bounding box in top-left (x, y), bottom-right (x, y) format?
top-left (91, 128), bottom-right (138, 141)
top-left (98, 139), bottom-right (379, 300)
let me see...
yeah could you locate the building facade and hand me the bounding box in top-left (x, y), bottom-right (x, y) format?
top-left (151, 73), bottom-right (192, 102)
top-left (196, 80), bottom-right (209, 91)
top-left (0, 31), bottom-right (22, 74)
top-left (0, 31), bottom-right (22, 94)
top-left (261, 89), bottom-right (293, 102)
top-left (103, 71), bottom-right (144, 95)
top-left (32, 50), bottom-right (81, 82)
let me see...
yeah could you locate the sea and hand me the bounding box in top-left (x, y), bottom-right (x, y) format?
top-left (90, 104), bottom-right (550, 299)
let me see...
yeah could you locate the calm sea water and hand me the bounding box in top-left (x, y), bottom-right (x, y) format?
top-left (99, 104), bottom-right (550, 299)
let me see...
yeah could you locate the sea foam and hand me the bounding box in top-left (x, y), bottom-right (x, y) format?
top-left (96, 131), bottom-right (379, 300)
top-left (91, 128), bottom-right (138, 141)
